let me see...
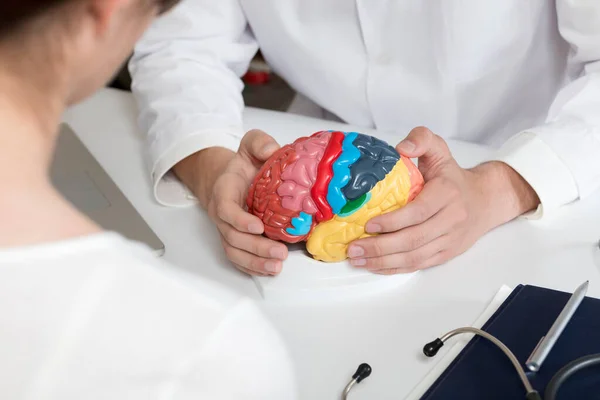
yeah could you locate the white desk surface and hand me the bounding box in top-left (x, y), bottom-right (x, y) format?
top-left (63, 88), bottom-right (600, 400)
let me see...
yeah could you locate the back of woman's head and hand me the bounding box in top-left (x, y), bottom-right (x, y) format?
top-left (0, 0), bottom-right (178, 37)
top-left (0, 0), bottom-right (177, 104)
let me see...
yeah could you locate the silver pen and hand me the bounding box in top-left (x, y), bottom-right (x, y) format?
top-left (526, 280), bottom-right (589, 372)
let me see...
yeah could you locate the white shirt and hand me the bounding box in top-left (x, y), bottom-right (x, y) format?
top-left (130, 0), bottom-right (600, 217)
top-left (0, 233), bottom-right (297, 399)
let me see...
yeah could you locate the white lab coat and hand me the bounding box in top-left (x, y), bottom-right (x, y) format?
top-left (130, 0), bottom-right (600, 217)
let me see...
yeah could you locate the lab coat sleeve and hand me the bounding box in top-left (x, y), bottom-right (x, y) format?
top-left (177, 298), bottom-right (298, 400)
top-left (494, 0), bottom-right (600, 218)
top-left (129, 1), bottom-right (258, 206)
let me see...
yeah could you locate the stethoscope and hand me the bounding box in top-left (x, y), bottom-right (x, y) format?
top-left (342, 327), bottom-right (600, 400)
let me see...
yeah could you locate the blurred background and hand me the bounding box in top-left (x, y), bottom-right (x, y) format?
top-left (109, 51), bottom-right (295, 112)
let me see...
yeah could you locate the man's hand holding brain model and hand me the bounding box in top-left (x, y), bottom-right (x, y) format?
top-left (174, 127), bottom-right (540, 276)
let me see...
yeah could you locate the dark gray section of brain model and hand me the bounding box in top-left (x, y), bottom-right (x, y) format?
top-left (342, 134), bottom-right (400, 201)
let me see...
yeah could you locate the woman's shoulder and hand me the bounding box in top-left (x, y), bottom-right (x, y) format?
top-left (0, 234), bottom-right (297, 399)
top-left (0, 231), bottom-right (247, 317)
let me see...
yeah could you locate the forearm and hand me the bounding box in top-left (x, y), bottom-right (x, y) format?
top-left (129, 0), bottom-right (257, 208)
top-left (173, 147), bottom-right (235, 209)
top-left (470, 161), bottom-right (540, 230)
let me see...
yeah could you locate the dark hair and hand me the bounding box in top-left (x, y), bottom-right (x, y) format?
top-left (0, 0), bottom-right (180, 35)
top-left (158, 0), bottom-right (180, 15)
top-left (0, 1), bottom-right (74, 35)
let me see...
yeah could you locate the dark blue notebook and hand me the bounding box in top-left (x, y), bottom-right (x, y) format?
top-left (421, 285), bottom-right (600, 399)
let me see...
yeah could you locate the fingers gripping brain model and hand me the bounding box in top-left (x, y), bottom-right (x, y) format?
top-left (247, 131), bottom-right (424, 262)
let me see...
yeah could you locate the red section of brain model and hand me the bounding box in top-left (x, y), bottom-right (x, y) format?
top-left (247, 131), bottom-right (340, 242)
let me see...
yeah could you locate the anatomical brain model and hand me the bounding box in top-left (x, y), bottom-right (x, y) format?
top-left (247, 131), bottom-right (424, 262)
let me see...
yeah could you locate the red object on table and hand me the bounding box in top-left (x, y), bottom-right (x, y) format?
top-left (243, 57), bottom-right (271, 85)
top-left (243, 70), bottom-right (271, 85)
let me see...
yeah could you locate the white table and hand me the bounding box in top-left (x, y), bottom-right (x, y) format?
top-left (63, 88), bottom-right (600, 400)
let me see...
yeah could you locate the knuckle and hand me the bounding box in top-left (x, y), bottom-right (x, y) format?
top-left (223, 243), bottom-right (235, 260)
top-left (221, 226), bottom-right (236, 245)
top-left (413, 203), bottom-right (430, 222)
top-left (371, 238), bottom-right (384, 257)
top-left (407, 126), bottom-right (432, 146)
top-left (413, 126), bottom-right (432, 137)
top-left (454, 204), bottom-right (469, 223)
top-left (246, 130), bottom-right (269, 150)
top-left (240, 130), bottom-right (256, 147)
top-left (433, 134), bottom-right (450, 151)
top-left (211, 179), bottom-right (225, 198)
top-left (439, 249), bottom-right (454, 262)
top-left (445, 184), bottom-right (460, 200)
top-left (405, 251), bottom-right (425, 268)
top-left (429, 254), bottom-right (447, 269)
top-left (409, 231), bottom-right (427, 250)
top-left (403, 253), bottom-right (417, 267)
top-left (215, 202), bottom-right (227, 221)
top-left (366, 256), bottom-right (382, 269)
top-left (249, 257), bottom-right (264, 272)
top-left (246, 128), bottom-right (265, 138)
top-left (436, 176), bottom-right (451, 189)
top-left (426, 131), bottom-right (451, 156)
top-left (209, 196), bottom-right (222, 219)
top-left (250, 240), bottom-right (263, 257)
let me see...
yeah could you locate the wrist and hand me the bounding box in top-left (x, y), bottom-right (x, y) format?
top-left (173, 147), bottom-right (234, 209)
top-left (470, 161), bottom-right (540, 228)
